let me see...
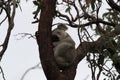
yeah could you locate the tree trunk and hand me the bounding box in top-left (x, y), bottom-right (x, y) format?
top-left (37, 0), bottom-right (77, 80)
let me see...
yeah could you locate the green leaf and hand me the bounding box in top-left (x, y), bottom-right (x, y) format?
top-left (111, 39), bottom-right (117, 47)
top-left (91, 0), bottom-right (95, 10)
top-left (98, 54), bottom-right (104, 65)
top-left (65, 6), bottom-right (71, 12)
top-left (32, 18), bottom-right (39, 24)
top-left (0, 8), bottom-right (3, 14)
top-left (32, 0), bottom-right (43, 19)
top-left (116, 75), bottom-right (120, 80)
top-left (33, 8), bottom-right (40, 19)
top-left (33, 1), bottom-right (39, 5)
top-left (102, 12), bottom-right (109, 18)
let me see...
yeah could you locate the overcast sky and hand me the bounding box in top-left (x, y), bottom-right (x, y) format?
top-left (0, 0), bottom-right (109, 80)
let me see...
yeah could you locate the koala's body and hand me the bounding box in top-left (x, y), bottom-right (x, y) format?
top-left (52, 24), bottom-right (76, 68)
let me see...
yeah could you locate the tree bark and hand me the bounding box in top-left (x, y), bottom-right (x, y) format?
top-left (38, 0), bottom-right (59, 79)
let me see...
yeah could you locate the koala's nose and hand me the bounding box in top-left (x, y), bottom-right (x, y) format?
top-left (52, 35), bottom-right (60, 42)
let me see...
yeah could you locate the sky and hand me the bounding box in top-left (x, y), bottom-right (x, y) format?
top-left (0, 0), bottom-right (109, 80)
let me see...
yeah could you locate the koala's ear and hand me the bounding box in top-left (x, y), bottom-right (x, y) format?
top-left (57, 24), bottom-right (68, 31)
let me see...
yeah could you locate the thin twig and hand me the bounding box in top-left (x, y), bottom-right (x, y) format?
top-left (0, 16), bottom-right (7, 26)
top-left (0, 66), bottom-right (6, 80)
top-left (20, 63), bottom-right (41, 80)
top-left (15, 33), bottom-right (36, 40)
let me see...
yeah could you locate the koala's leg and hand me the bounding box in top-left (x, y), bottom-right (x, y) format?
top-left (53, 42), bottom-right (76, 67)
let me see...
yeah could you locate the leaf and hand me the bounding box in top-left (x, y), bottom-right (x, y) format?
top-left (33, 8), bottom-right (40, 19)
top-left (32, 18), bottom-right (39, 24)
top-left (33, 0), bottom-right (43, 19)
top-left (65, 6), bottom-right (71, 12)
top-left (98, 54), bottom-right (104, 65)
top-left (117, 36), bottom-right (120, 49)
top-left (33, 1), bottom-right (39, 5)
top-left (0, 8), bottom-right (3, 14)
top-left (91, 0), bottom-right (95, 10)
top-left (116, 75), bottom-right (120, 80)
top-left (102, 12), bottom-right (109, 18)
top-left (112, 41), bottom-right (117, 48)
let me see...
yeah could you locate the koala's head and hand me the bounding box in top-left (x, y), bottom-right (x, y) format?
top-left (52, 24), bottom-right (68, 41)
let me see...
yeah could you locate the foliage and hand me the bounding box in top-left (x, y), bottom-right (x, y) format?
top-left (51, 0), bottom-right (120, 80)
top-left (32, 0), bottom-right (43, 23)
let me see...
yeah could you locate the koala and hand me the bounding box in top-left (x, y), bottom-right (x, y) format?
top-left (52, 24), bottom-right (76, 68)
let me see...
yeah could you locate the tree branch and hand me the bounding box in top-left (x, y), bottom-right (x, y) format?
top-left (0, 66), bottom-right (6, 80)
top-left (75, 26), bottom-right (120, 74)
top-left (0, 0), bottom-right (16, 61)
top-left (106, 0), bottom-right (120, 12)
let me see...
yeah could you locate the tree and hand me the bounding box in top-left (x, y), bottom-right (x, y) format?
top-left (0, 0), bottom-right (16, 60)
top-left (0, 0), bottom-right (120, 80)
top-left (36, 0), bottom-right (120, 80)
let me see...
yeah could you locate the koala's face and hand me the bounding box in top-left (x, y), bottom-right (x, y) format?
top-left (52, 29), bottom-right (68, 41)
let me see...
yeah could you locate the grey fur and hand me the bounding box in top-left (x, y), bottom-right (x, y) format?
top-left (52, 24), bottom-right (76, 68)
